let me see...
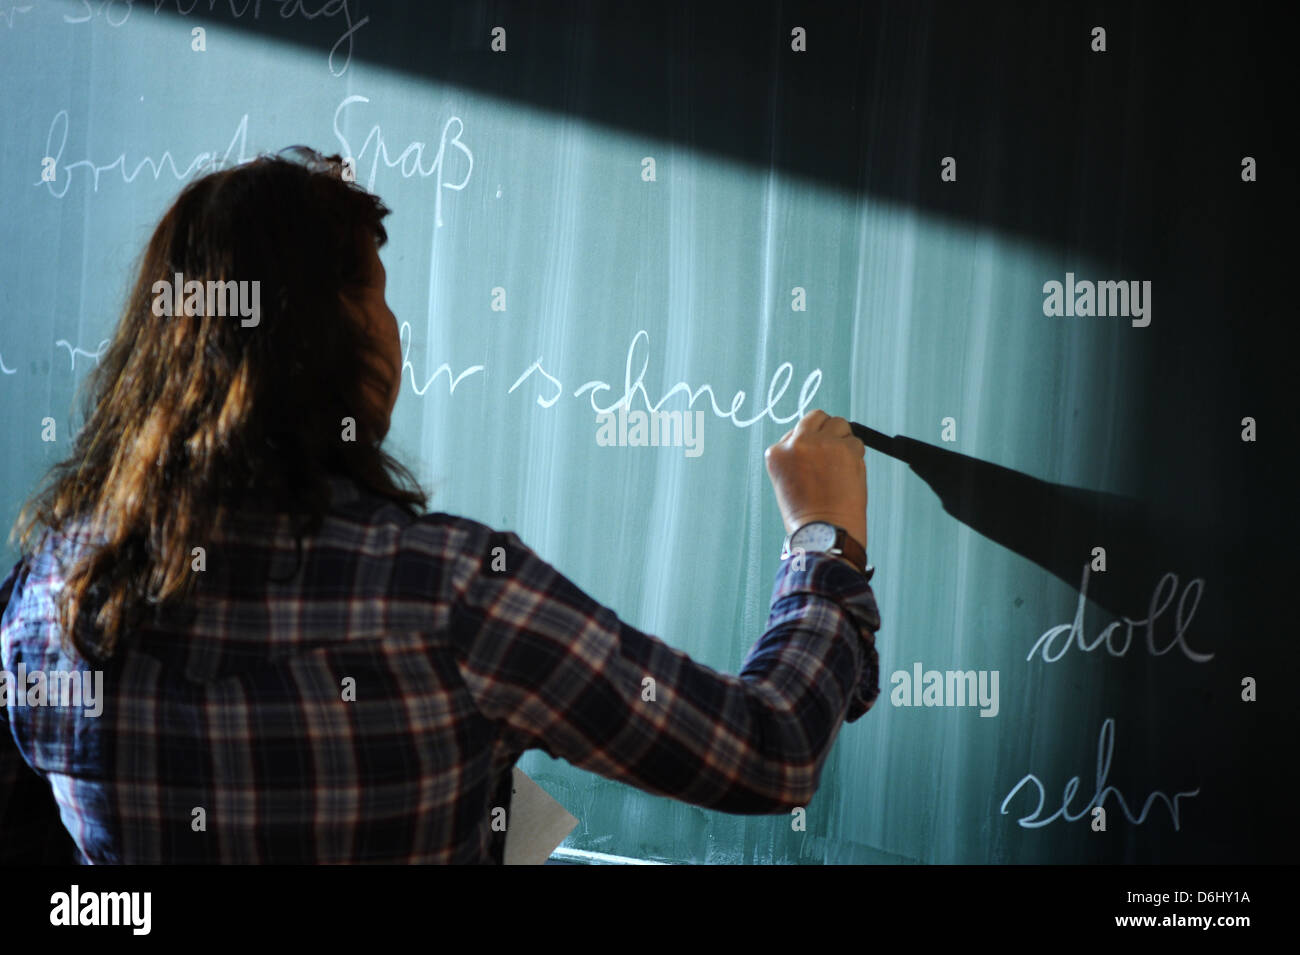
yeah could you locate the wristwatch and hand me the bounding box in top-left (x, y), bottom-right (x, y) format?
top-left (780, 521), bottom-right (871, 575)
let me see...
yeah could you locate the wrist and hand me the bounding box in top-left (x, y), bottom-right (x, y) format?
top-left (784, 512), bottom-right (865, 544)
top-left (782, 520), bottom-right (869, 575)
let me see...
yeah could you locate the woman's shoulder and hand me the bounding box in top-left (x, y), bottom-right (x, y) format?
top-left (317, 471), bottom-right (509, 562)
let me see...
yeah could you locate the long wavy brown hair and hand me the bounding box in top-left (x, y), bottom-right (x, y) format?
top-left (12, 147), bottom-right (426, 660)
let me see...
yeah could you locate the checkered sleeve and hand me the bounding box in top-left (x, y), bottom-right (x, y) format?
top-left (0, 557), bottom-right (79, 864)
top-left (448, 530), bottom-right (882, 813)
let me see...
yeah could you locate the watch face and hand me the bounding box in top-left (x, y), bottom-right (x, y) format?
top-left (790, 522), bottom-right (837, 552)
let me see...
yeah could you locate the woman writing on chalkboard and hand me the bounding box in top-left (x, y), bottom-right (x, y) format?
top-left (0, 148), bottom-right (881, 864)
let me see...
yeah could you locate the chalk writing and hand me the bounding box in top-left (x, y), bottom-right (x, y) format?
top-left (399, 322), bottom-right (484, 396)
top-left (62, 0), bottom-right (367, 75)
top-left (55, 338), bottom-right (110, 370)
top-left (62, 0), bottom-right (133, 28)
top-left (1027, 563), bottom-right (1211, 663)
top-left (332, 95), bottom-right (473, 227)
top-left (0, 4), bottom-right (32, 28)
top-left (417, 327), bottom-right (820, 427)
top-left (1000, 718), bottom-right (1200, 830)
top-left (37, 110), bottom-right (251, 197)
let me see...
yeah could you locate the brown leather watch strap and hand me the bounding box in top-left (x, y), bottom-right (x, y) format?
top-left (835, 530), bottom-right (869, 574)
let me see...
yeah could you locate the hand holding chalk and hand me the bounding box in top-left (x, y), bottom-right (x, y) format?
top-left (764, 409), bottom-right (868, 551)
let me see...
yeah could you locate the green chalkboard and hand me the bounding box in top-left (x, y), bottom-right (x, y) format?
top-left (1, 1), bottom-right (1290, 864)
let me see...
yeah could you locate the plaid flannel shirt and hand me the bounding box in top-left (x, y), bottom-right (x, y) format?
top-left (0, 474), bottom-right (882, 864)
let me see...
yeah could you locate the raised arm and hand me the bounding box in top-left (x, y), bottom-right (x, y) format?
top-left (448, 527), bottom-right (881, 813)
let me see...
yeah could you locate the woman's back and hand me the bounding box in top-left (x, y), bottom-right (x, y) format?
top-left (3, 475), bottom-right (519, 863)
